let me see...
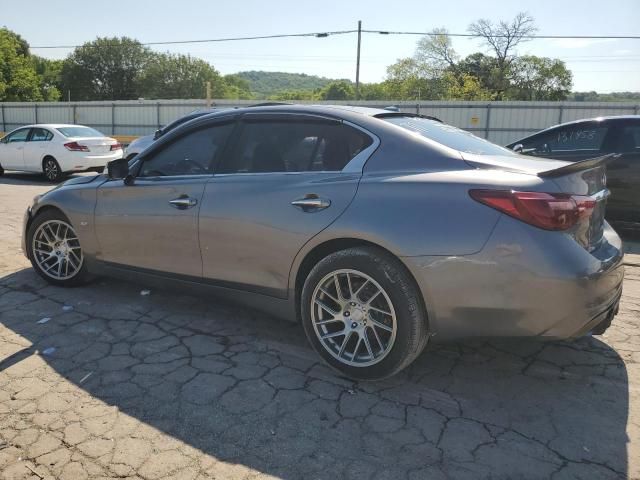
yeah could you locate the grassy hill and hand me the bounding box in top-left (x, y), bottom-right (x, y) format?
top-left (233, 71), bottom-right (347, 98)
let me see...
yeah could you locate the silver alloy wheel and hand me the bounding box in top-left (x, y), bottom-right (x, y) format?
top-left (44, 159), bottom-right (58, 181)
top-left (311, 269), bottom-right (397, 367)
top-left (32, 220), bottom-right (83, 280)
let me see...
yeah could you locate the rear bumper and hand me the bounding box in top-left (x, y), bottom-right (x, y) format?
top-left (403, 216), bottom-right (625, 340)
top-left (59, 151), bottom-right (122, 172)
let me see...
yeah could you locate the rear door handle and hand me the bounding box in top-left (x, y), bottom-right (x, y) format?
top-left (291, 195), bottom-right (331, 212)
top-left (169, 195), bottom-right (198, 209)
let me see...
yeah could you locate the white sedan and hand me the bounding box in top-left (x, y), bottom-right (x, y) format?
top-left (0, 124), bottom-right (123, 182)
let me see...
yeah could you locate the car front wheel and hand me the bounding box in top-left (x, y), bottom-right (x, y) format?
top-left (27, 210), bottom-right (91, 287)
top-left (301, 246), bottom-right (429, 380)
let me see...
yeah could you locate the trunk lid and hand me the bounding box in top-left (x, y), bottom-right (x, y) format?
top-left (69, 136), bottom-right (119, 154)
top-left (463, 152), bottom-right (617, 250)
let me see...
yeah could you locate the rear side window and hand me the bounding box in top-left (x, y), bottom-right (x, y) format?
top-left (217, 120), bottom-right (373, 173)
top-left (29, 128), bottom-right (53, 142)
top-left (617, 124), bottom-right (640, 152)
top-left (139, 123), bottom-right (234, 177)
top-left (522, 124), bottom-right (608, 154)
top-left (383, 116), bottom-right (513, 156)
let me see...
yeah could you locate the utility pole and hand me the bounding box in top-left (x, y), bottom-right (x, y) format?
top-left (206, 81), bottom-right (212, 107)
top-left (355, 20), bottom-right (362, 100)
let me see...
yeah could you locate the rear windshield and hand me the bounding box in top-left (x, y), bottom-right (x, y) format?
top-left (383, 116), bottom-right (515, 156)
top-left (56, 126), bottom-right (105, 138)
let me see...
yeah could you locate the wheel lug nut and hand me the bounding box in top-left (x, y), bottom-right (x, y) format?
top-left (351, 322), bottom-right (357, 329)
top-left (344, 311), bottom-right (350, 317)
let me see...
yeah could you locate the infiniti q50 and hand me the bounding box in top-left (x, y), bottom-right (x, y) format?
top-left (22, 105), bottom-right (624, 380)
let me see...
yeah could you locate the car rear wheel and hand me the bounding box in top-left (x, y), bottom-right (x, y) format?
top-left (27, 210), bottom-right (91, 287)
top-left (42, 157), bottom-right (63, 182)
top-left (301, 246), bottom-right (429, 380)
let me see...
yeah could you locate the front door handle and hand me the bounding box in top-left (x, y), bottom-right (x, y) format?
top-left (291, 195), bottom-right (331, 212)
top-left (169, 195), bottom-right (198, 209)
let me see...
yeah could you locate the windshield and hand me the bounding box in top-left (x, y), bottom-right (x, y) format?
top-left (56, 126), bottom-right (105, 138)
top-left (383, 116), bottom-right (515, 156)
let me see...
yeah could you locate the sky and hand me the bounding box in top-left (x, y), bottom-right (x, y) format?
top-left (3, 0), bottom-right (640, 93)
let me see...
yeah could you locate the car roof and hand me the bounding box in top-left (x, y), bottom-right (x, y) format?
top-left (10, 124), bottom-right (96, 130)
top-left (536, 115), bottom-right (640, 133)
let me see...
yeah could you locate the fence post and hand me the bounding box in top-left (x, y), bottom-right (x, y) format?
top-left (635, 105), bottom-right (639, 115)
top-left (416, 103), bottom-right (420, 115)
top-left (72, 105), bottom-right (77, 124)
top-left (558, 104), bottom-right (564, 124)
top-left (156, 103), bottom-right (161, 130)
top-left (1, 104), bottom-right (5, 133)
top-left (34, 104), bottom-right (38, 124)
top-left (111, 103), bottom-right (116, 135)
top-left (484, 103), bottom-right (492, 139)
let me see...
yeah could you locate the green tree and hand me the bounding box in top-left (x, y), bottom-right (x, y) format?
top-left (138, 53), bottom-right (227, 99)
top-left (60, 37), bottom-right (151, 100)
top-left (318, 80), bottom-right (354, 100)
top-left (222, 74), bottom-right (253, 99)
top-left (0, 28), bottom-right (43, 101)
top-left (508, 55), bottom-right (572, 100)
top-left (32, 56), bottom-right (63, 101)
top-left (442, 72), bottom-right (494, 100)
top-left (268, 89), bottom-right (316, 101)
top-left (468, 12), bottom-right (537, 99)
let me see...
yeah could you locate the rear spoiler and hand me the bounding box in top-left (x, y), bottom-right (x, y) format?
top-left (537, 153), bottom-right (619, 178)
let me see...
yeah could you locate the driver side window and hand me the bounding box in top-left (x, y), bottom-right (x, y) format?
top-left (139, 123), bottom-right (234, 177)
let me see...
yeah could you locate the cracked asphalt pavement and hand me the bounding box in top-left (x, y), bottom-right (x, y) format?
top-left (1, 173), bottom-right (639, 480)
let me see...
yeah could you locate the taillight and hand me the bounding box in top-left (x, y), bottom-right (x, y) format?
top-left (110, 143), bottom-right (122, 151)
top-left (64, 141), bottom-right (89, 152)
top-left (469, 189), bottom-right (596, 231)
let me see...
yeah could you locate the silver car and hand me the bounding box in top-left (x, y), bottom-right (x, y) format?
top-left (22, 105), bottom-right (624, 380)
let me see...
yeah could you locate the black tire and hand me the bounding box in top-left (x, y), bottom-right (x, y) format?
top-left (42, 157), bottom-right (63, 182)
top-left (301, 246), bottom-right (429, 380)
top-left (27, 209), bottom-right (92, 287)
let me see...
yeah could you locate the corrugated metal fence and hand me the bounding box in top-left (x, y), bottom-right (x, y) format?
top-left (1, 99), bottom-right (638, 145)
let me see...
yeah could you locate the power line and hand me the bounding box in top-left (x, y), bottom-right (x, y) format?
top-left (29, 29), bottom-right (640, 49)
top-left (363, 29), bottom-right (640, 40)
top-left (30, 30), bottom-right (358, 49)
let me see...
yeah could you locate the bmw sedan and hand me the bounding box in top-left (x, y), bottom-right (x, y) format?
top-left (21, 105), bottom-right (624, 380)
top-left (0, 124), bottom-right (123, 182)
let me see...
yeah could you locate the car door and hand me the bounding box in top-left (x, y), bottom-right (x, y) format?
top-left (199, 112), bottom-right (376, 298)
top-left (604, 119), bottom-right (640, 224)
top-left (0, 128), bottom-right (31, 169)
top-left (94, 119), bottom-right (235, 277)
top-left (23, 127), bottom-right (54, 171)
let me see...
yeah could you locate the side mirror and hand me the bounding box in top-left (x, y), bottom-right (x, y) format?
top-left (107, 158), bottom-right (130, 180)
top-left (153, 129), bottom-right (162, 140)
top-left (512, 143), bottom-right (523, 153)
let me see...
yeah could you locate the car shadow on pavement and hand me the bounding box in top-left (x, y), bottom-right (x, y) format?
top-left (0, 172), bottom-right (91, 186)
top-left (0, 267), bottom-right (630, 479)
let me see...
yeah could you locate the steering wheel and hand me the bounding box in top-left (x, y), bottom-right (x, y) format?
top-left (175, 158), bottom-right (207, 174)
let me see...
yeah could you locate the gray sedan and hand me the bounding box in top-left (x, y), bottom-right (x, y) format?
top-left (21, 105), bottom-right (624, 380)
